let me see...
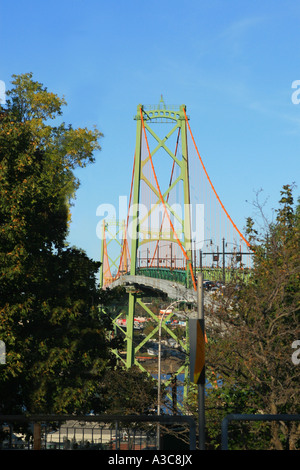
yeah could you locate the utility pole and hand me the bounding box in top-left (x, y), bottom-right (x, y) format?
top-left (157, 312), bottom-right (164, 450)
top-left (197, 272), bottom-right (205, 450)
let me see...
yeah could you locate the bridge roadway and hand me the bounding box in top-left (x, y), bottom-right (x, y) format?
top-left (108, 274), bottom-right (211, 308)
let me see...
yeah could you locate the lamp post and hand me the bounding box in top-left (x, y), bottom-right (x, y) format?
top-left (157, 315), bottom-right (163, 449)
top-left (197, 272), bottom-right (205, 450)
top-left (157, 308), bottom-right (166, 450)
top-left (157, 299), bottom-right (180, 450)
top-left (193, 239), bottom-right (213, 274)
top-left (222, 240), bottom-right (247, 282)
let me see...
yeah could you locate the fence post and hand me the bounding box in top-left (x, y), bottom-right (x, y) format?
top-left (33, 422), bottom-right (41, 450)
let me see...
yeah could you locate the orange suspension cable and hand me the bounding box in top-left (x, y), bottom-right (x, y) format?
top-left (150, 128), bottom-right (180, 267)
top-left (116, 153), bottom-right (135, 277)
top-left (140, 107), bottom-right (197, 290)
top-left (183, 107), bottom-right (250, 248)
top-left (127, 152), bottom-right (135, 230)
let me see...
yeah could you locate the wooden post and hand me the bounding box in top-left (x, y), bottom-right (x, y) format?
top-left (33, 422), bottom-right (41, 450)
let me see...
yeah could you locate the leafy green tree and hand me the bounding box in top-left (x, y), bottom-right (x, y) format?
top-left (0, 73), bottom-right (118, 414)
top-left (100, 366), bottom-right (158, 415)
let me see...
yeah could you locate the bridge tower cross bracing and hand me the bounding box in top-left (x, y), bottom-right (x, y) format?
top-left (126, 101), bottom-right (196, 368)
top-left (99, 99), bottom-right (253, 412)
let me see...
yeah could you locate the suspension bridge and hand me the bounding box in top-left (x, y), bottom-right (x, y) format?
top-left (99, 98), bottom-right (252, 403)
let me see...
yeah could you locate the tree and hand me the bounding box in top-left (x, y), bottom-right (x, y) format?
top-left (204, 184), bottom-right (300, 449)
top-left (0, 73), bottom-right (118, 414)
top-left (100, 366), bottom-right (158, 415)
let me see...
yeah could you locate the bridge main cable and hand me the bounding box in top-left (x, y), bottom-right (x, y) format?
top-left (182, 107), bottom-right (250, 248)
top-left (139, 106), bottom-right (197, 291)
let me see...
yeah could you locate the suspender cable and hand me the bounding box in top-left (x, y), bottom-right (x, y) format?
top-left (183, 107), bottom-right (250, 248)
top-left (140, 107), bottom-right (197, 290)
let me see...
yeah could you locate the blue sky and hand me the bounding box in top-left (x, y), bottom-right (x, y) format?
top-left (1, 0), bottom-right (299, 263)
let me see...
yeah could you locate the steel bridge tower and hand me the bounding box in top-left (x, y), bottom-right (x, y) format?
top-left (126, 100), bottom-right (196, 368)
top-left (100, 98), bottom-right (252, 411)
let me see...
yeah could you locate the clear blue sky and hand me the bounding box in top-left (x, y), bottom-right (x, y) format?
top-left (1, 0), bottom-right (299, 262)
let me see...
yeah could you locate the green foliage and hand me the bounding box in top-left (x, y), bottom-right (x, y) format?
top-left (182, 186), bottom-right (299, 449)
top-left (0, 73), bottom-right (115, 414)
top-left (203, 184), bottom-right (300, 449)
top-left (100, 366), bottom-right (158, 415)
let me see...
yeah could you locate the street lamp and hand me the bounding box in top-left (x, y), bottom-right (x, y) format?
top-left (193, 239), bottom-right (213, 274)
top-left (223, 240), bottom-right (246, 282)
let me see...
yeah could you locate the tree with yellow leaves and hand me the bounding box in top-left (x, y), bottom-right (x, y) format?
top-left (0, 73), bottom-right (118, 414)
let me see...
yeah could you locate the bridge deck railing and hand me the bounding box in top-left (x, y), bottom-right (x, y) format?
top-left (136, 266), bottom-right (251, 286)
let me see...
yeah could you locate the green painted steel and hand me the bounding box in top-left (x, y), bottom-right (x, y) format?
top-left (126, 101), bottom-right (195, 370)
top-left (100, 100), bottom-right (253, 414)
top-left (126, 106), bottom-right (143, 367)
top-left (136, 266), bottom-right (251, 285)
top-left (136, 267), bottom-right (187, 285)
top-left (99, 219), bottom-right (127, 288)
top-left (179, 104), bottom-right (193, 289)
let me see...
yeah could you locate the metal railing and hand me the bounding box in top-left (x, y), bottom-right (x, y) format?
top-left (221, 414), bottom-right (300, 450)
top-left (0, 414), bottom-right (196, 450)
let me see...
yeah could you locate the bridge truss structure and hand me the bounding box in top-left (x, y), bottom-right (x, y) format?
top-left (99, 98), bottom-right (252, 409)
